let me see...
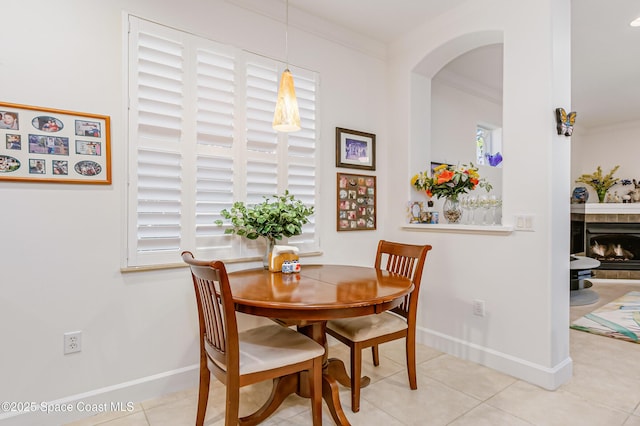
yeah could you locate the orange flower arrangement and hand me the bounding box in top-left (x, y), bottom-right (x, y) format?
top-left (411, 163), bottom-right (491, 200)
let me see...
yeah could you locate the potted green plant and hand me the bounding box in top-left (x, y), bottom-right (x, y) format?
top-left (214, 191), bottom-right (314, 268)
top-left (575, 165), bottom-right (620, 203)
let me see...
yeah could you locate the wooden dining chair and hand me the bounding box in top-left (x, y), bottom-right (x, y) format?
top-left (182, 251), bottom-right (324, 426)
top-left (326, 240), bottom-right (432, 412)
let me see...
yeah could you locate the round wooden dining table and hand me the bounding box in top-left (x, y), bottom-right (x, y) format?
top-left (227, 264), bottom-right (413, 426)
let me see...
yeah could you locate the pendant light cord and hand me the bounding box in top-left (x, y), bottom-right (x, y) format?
top-left (285, 0), bottom-right (289, 67)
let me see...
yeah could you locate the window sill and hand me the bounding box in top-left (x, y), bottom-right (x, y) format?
top-left (402, 223), bottom-right (514, 235)
top-left (120, 251), bottom-right (324, 273)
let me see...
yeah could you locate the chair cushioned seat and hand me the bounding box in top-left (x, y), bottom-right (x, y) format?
top-left (327, 312), bottom-right (408, 342)
top-left (233, 325), bottom-right (325, 375)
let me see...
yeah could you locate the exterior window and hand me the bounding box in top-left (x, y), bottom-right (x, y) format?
top-left (126, 16), bottom-right (319, 267)
top-left (476, 125), bottom-right (502, 167)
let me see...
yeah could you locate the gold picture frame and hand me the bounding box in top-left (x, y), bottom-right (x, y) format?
top-left (0, 101), bottom-right (111, 184)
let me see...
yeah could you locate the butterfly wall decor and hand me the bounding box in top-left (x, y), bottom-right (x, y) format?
top-left (485, 152), bottom-right (503, 167)
top-left (555, 108), bottom-right (576, 136)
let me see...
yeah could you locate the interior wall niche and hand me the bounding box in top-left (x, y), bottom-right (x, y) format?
top-left (430, 43), bottom-right (504, 198)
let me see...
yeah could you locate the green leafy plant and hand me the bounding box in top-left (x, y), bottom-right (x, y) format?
top-left (214, 191), bottom-right (314, 241)
top-left (575, 165), bottom-right (620, 191)
top-left (575, 165), bottom-right (620, 203)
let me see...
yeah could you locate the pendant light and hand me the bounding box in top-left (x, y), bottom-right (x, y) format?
top-left (272, 0), bottom-right (301, 132)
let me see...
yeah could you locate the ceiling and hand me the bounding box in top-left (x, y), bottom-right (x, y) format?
top-left (288, 0), bottom-right (640, 130)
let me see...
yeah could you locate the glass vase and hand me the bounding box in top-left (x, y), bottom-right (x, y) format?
top-left (596, 188), bottom-right (607, 203)
top-left (263, 237), bottom-right (276, 270)
top-left (443, 196), bottom-right (462, 224)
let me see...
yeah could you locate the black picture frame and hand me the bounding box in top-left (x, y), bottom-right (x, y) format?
top-left (335, 127), bottom-right (376, 170)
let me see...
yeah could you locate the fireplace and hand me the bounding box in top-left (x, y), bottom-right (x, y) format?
top-left (585, 223), bottom-right (640, 270)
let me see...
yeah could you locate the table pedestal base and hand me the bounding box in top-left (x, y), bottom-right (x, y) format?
top-left (239, 375), bottom-right (299, 425)
top-left (570, 256), bottom-right (601, 307)
top-left (245, 321), bottom-right (373, 425)
top-left (327, 357), bottom-right (371, 389)
top-left (244, 362), bottom-right (363, 425)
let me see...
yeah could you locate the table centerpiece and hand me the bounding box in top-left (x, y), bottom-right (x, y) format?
top-left (215, 191), bottom-right (314, 268)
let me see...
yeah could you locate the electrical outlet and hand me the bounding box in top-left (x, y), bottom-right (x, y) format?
top-left (64, 331), bottom-right (82, 354)
top-left (472, 299), bottom-right (485, 317)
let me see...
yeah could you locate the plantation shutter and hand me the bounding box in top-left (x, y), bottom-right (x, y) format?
top-left (284, 67), bottom-right (318, 252)
top-left (126, 16), bottom-right (319, 268)
top-left (127, 18), bottom-right (186, 266)
top-left (192, 44), bottom-right (240, 259)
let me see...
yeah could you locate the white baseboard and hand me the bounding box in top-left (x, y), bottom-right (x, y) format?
top-left (417, 327), bottom-right (573, 390)
top-left (0, 365), bottom-right (199, 426)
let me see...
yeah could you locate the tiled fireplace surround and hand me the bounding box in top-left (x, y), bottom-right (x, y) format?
top-left (572, 204), bottom-right (640, 279)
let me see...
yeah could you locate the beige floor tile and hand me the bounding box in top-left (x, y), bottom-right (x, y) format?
top-left (560, 357), bottom-right (640, 413)
top-left (95, 412), bottom-right (149, 426)
top-left (143, 381), bottom-right (277, 425)
top-left (447, 403), bottom-right (533, 426)
top-left (335, 392), bottom-right (407, 426)
top-left (625, 414), bottom-right (640, 425)
top-left (140, 387), bottom-right (200, 411)
top-left (570, 280), bottom-right (640, 322)
top-left (327, 343), bottom-right (406, 385)
top-left (372, 338), bottom-right (444, 366)
top-left (567, 281), bottom-right (640, 415)
top-left (64, 403), bottom-right (144, 426)
top-left (487, 380), bottom-right (629, 426)
top-left (143, 392), bottom-right (198, 426)
top-left (570, 329), bottom-right (640, 373)
top-left (275, 391), bottom-right (407, 426)
top-left (254, 394), bottom-right (319, 425)
top-left (418, 354), bottom-right (518, 401)
top-left (360, 371), bottom-right (481, 425)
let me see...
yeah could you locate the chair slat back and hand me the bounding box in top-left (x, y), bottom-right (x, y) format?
top-left (182, 252), bottom-right (239, 377)
top-left (374, 240), bottom-right (432, 320)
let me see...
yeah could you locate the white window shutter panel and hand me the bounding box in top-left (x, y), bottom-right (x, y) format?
top-left (128, 17), bottom-right (186, 266)
top-left (193, 43), bottom-right (239, 258)
top-left (283, 67), bottom-right (318, 252)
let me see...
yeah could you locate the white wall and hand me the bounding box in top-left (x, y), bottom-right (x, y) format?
top-left (0, 1), bottom-right (388, 424)
top-left (430, 80), bottom-right (504, 198)
top-left (571, 120), bottom-right (640, 201)
top-left (385, 0), bottom-right (572, 389)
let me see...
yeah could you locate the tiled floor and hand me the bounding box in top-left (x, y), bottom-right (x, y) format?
top-left (68, 279), bottom-right (640, 426)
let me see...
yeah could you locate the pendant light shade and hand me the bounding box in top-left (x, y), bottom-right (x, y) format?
top-left (273, 68), bottom-right (301, 132)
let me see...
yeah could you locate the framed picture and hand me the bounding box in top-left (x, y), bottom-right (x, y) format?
top-left (335, 127), bottom-right (376, 170)
top-left (337, 172), bottom-right (376, 231)
top-left (0, 101), bottom-right (111, 184)
top-left (430, 161), bottom-right (451, 176)
top-left (406, 201), bottom-right (438, 224)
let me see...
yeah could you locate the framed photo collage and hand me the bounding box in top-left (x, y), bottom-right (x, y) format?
top-left (0, 102), bottom-right (111, 184)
